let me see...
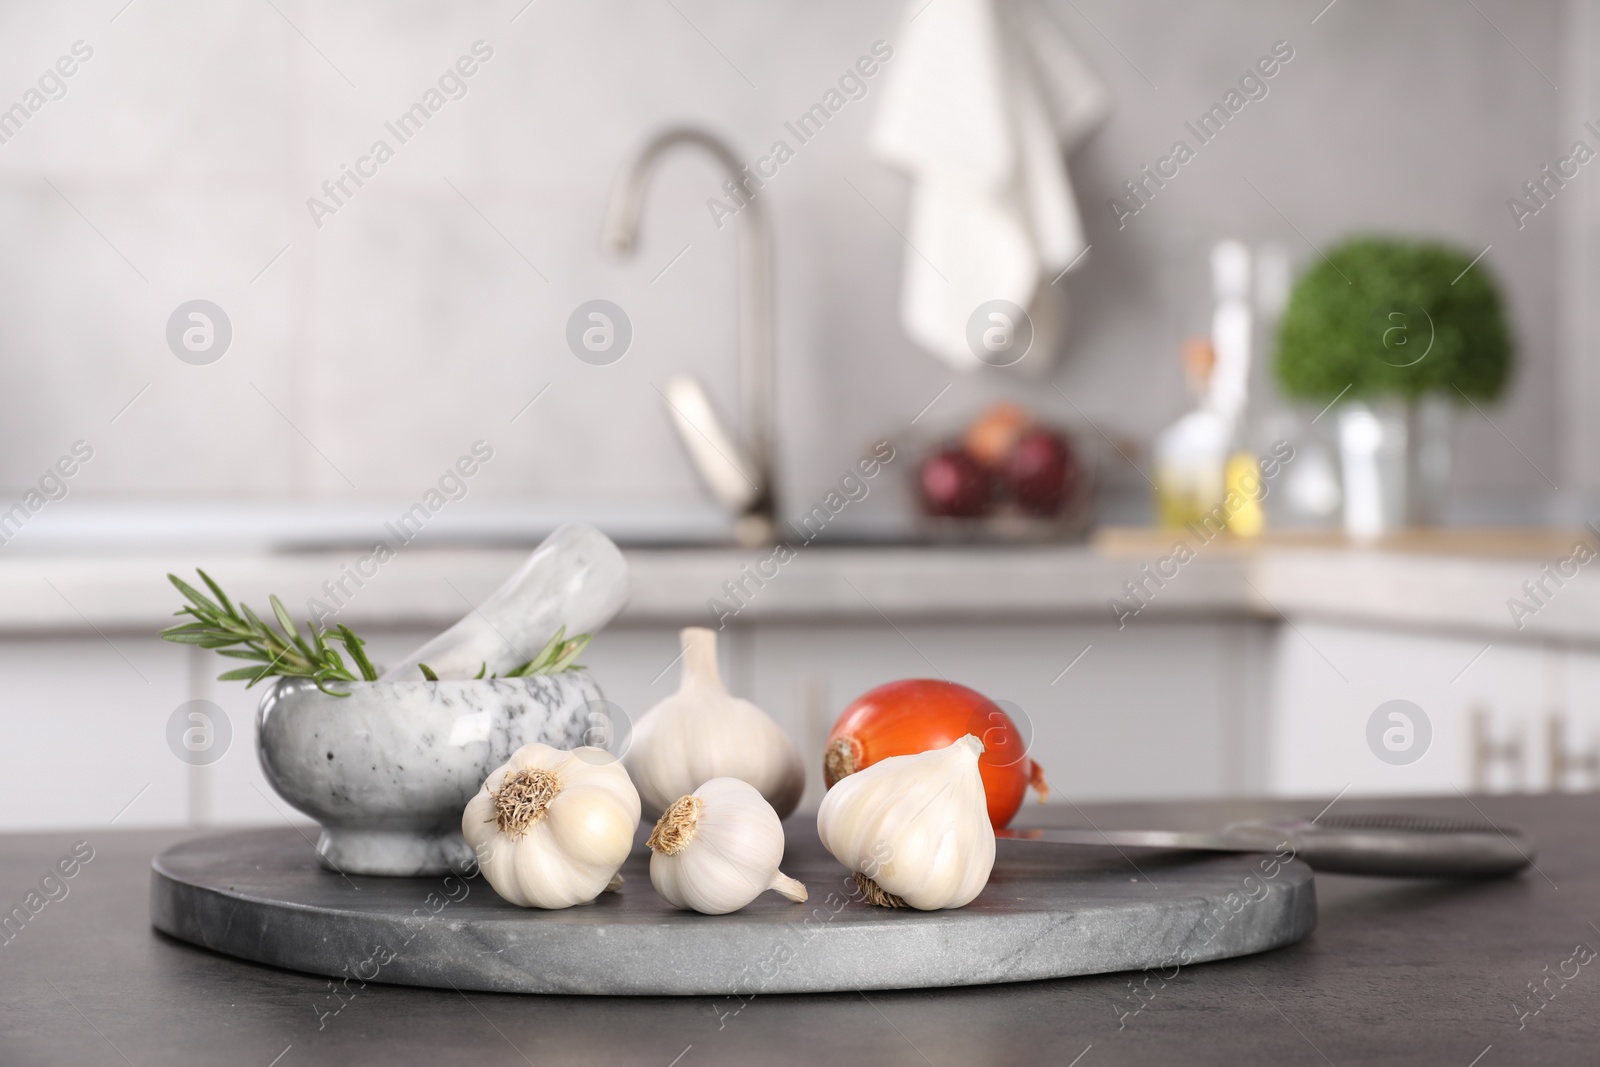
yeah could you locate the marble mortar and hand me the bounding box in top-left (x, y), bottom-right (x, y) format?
top-left (257, 672), bottom-right (607, 876)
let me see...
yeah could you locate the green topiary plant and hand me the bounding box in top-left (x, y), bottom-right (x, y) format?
top-left (1274, 236), bottom-right (1514, 404)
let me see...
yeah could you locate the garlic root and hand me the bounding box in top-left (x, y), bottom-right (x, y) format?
top-left (645, 794), bottom-right (703, 855)
top-left (852, 872), bottom-right (907, 909)
top-left (492, 768), bottom-right (562, 836)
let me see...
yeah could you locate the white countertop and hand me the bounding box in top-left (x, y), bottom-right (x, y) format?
top-left (2, 538), bottom-right (1596, 644)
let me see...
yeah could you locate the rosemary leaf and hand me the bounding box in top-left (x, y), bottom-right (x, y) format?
top-left (197, 569), bottom-right (236, 616)
top-left (335, 625), bottom-right (379, 682)
top-left (214, 648), bottom-right (273, 662)
top-left (157, 630), bottom-right (212, 645)
top-left (167, 573), bottom-right (223, 616)
top-left (271, 595), bottom-right (315, 661)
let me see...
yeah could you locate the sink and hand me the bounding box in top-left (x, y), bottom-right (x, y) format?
top-left (2, 499), bottom-right (1081, 555)
top-left (2, 499), bottom-right (739, 554)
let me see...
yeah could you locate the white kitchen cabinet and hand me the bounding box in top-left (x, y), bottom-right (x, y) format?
top-left (174, 616), bottom-right (1600, 827)
top-left (0, 628), bottom-right (461, 833)
top-left (1267, 621), bottom-right (1559, 797)
top-left (0, 635), bottom-right (189, 830)
top-left (575, 618), bottom-right (1274, 812)
top-left (0, 623), bottom-right (760, 832)
top-left (5, 594), bottom-right (1590, 835)
top-left (743, 619), bottom-right (1274, 811)
top-left (0, 615), bottom-right (1269, 831)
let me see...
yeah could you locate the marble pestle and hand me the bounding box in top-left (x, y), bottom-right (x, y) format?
top-left (381, 523), bottom-right (629, 681)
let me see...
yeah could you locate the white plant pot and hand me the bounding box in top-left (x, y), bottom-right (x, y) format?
top-left (1336, 395), bottom-right (1453, 539)
top-left (1409, 393), bottom-right (1453, 525)
top-left (1337, 401), bottom-right (1408, 539)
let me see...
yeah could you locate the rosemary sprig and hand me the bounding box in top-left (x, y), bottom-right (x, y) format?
top-left (444, 629), bottom-right (592, 682)
top-left (161, 569), bottom-right (591, 694)
top-left (160, 569), bottom-right (379, 696)
top-left (499, 626), bottom-right (591, 678)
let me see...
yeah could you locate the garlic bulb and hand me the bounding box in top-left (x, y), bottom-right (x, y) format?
top-left (816, 734), bottom-right (994, 911)
top-left (462, 743), bottom-right (640, 909)
top-left (647, 777), bottom-right (808, 914)
top-left (624, 628), bottom-right (805, 820)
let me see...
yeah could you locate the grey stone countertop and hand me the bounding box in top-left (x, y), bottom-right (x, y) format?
top-left (1, 535), bottom-right (1598, 643)
top-left (3, 793), bottom-right (1594, 1066)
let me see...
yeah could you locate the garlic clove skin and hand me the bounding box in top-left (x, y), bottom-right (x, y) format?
top-left (624, 628), bottom-right (806, 820)
top-left (816, 734), bottom-right (995, 911)
top-left (648, 777), bottom-right (808, 915)
top-left (463, 743), bottom-right (641, 909)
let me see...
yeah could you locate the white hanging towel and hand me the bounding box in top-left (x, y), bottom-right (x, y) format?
top-left (870, 0), bottom-right (1111, 372)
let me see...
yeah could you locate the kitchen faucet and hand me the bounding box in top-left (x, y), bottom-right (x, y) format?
top-left (600, 126), bottom-right (776, 547)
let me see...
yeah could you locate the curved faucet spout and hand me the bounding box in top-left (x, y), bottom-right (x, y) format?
top-left (601, 126), bottom-right (775, 546)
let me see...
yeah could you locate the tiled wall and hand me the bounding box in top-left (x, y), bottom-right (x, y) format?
top-left (0, 0), bottom-right (1569, 523)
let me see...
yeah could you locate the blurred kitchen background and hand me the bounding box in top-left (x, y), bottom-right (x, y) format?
top-left (1, 0), bottom-right (1596, 831)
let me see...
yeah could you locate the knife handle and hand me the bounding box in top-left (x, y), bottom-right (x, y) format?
top-left (1223, 814), bottom-right (1536, 878)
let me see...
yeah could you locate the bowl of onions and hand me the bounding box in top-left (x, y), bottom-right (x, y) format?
top-left (907, 402), bottom-right (1094, 541)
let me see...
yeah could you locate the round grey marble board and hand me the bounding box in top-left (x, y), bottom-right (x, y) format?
top-left (150, 826), bottom-right (1317, 995)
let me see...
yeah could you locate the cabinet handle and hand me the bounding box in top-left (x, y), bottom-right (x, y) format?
top-left (1471, 706), bottom-right (1524, 792)
top-left (1547, 713), bottom-right (1600, 792)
